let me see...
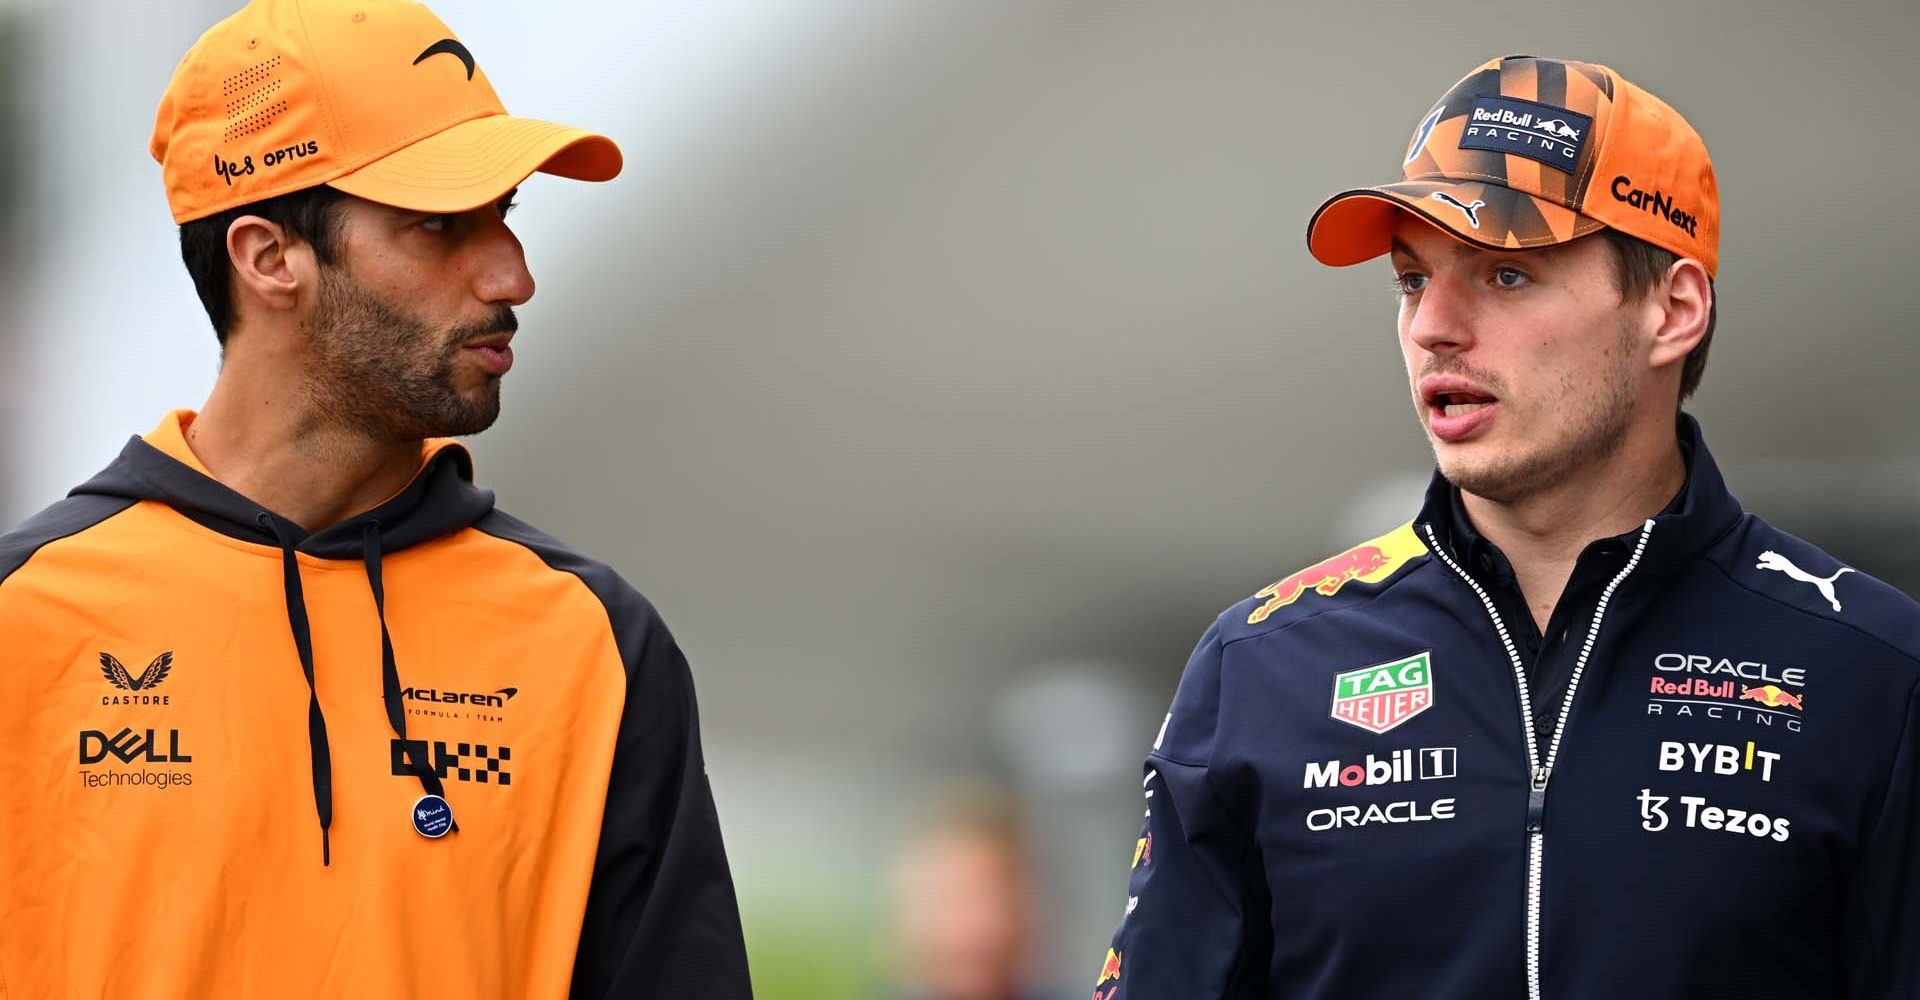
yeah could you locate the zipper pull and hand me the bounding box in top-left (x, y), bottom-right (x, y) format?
top-left (1526, 766), bottom-right (1550, 832)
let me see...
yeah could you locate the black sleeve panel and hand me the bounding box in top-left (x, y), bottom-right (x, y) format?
top-left (0, 495), bottom-right (139, 586)
top-left (473, 511), bottom-right (752, 1000)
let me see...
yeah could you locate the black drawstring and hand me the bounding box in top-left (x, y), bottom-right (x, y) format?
top-left (262, 515), bottom-right (460, 868)
top-left (260, 512), bottom-right (333, 866)
top-left (364, 522), bottom-right (457, 830)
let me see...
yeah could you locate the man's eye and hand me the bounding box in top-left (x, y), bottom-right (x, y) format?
top-left (420, 214), bottom-right (457, 233)
top-left (1395, 272), bottom-right (1429, 294)
top-left (1493, 267), bottom-right (1530, 288)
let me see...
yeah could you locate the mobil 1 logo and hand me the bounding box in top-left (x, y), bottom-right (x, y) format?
top-left (1303, 747), bottom-right (1457, 790)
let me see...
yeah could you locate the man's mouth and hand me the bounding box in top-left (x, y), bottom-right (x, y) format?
top-left (1433, 391), bottom-right (1495, 418)
top-left (1419, 377), bottom-right (1500, 442)
top-left (463, 335), bottom-right (515, 376)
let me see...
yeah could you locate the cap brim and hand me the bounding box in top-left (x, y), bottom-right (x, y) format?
top-left (1306, 180), bottom-right (1604, 267)
top-left (328, 113), bottom-right (623, 213)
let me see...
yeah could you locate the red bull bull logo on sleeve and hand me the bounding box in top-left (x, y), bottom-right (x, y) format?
top-left (1247, 523), bottom-right (1429, 625)
top-left (1096, 948), bottom-right (1122, 987)
top-left (1330, 652), bottom-right (1434, 734)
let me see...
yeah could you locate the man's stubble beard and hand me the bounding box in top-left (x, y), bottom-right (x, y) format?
top-left (304, 265), bottom-right (512, 443)
top-left (1435, 319), bottom-right (1639, 505)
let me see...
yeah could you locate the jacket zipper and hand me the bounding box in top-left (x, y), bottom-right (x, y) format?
top-left (1422, 520), bottom-right (1655, 1000)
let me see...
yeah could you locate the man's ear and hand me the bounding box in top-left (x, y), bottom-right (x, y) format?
top-left (226, 215), bottom-right (315, 319)
top-left (1648, 257), bottom-right (1712, 372)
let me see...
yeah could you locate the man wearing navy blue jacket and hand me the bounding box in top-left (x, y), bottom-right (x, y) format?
top-left (1094, 55), bottom-right (1920, 1000)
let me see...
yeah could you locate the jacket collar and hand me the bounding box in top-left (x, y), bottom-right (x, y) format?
top-left (69, 409), bottom-right (495, 559)
top-left (1416, 411), bottom-right (1743, 578)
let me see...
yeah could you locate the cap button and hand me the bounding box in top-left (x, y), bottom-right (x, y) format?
top-left (352, 11), bottom-right (366, 21)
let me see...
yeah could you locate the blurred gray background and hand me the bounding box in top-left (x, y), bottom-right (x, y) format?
top-left (4, 0), bottom-right (1917, 995)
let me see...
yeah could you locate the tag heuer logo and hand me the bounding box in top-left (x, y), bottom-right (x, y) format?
top-left (1331, 652), bottom-right (1434, 734)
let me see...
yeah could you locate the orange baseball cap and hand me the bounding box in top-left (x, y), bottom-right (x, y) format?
top-left (1307, 55), bottom-right (1718, 277)
top-left (150, 0), bottom-right (622, 224)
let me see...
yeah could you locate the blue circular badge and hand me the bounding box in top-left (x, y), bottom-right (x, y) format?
top-left (411, 794), bottom-right (454, 839)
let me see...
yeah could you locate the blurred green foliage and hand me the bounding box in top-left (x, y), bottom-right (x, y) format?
top-left (742, 892), bottom-right (883, 1000)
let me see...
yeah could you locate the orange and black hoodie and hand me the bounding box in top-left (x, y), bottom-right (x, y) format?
top-left (0, 411), bottom-right (752, 999)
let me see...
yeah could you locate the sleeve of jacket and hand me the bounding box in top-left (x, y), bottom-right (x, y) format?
top-left (1093, 619), bottom-right (1267, 1000)
top-left (1844, 677), bottom-right (1920, 1000)
top-left (569, 595), bottom-right (753, 1000)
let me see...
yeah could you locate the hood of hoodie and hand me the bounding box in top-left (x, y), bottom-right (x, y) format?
top-left (70, 410), bottom-right (496, 554)
top-left (63, 409), bottom-right (496, 864)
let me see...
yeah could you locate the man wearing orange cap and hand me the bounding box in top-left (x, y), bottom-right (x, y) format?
top-left (0, 1), bottom-right (750, 998)
top-left (1094, 56), bottom-right (1920, 999)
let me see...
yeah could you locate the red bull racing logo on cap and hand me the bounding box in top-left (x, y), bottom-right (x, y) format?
top-left (1458, 95), bottom-right (1593, 173)
top-left (1331, 652), bottom-right (1434, 735)
top-left (1248, 524), bottom-right (1428, 625)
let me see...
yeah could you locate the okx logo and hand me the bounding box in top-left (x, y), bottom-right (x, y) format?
top-left (390, 739), bottom-right (512, 785)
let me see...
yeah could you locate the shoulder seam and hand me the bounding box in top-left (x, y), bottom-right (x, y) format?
top-left (0, 497), bottom-right (141, 593)
top-left (467, 516), bottom-right (616, 599)
top-left (1219, 555), bottom-right (1437, 651)
top-left (1700, 558), bottom-right (1920, 671)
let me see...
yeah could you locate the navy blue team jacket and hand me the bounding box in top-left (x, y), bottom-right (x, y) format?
top-left (1097, 416), bottom-right (1920, 999)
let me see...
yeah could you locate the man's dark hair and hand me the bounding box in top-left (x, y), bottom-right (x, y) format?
top-left (178, 184), bottom-right (348, 347)
top-left (1598, 227), bottom-right (1717, 402)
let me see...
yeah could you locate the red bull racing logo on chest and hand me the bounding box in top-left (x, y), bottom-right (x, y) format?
top-left (1248, 524), bottom-right (1428, 625)
top-left (1330, 652), bottom-right (1434, 734)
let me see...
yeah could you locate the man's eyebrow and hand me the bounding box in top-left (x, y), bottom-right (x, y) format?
top-left (1391, 234), bottom-right (1490, 266)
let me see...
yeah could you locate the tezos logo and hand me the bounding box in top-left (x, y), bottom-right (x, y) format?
top-left (1330, 652), bottom-right (1434, 734)
top-left (1637, 788), bottom-right (1790, 842)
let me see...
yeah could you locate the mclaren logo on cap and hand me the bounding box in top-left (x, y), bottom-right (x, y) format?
top-left (413, 38), bottom-right (476, 80)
